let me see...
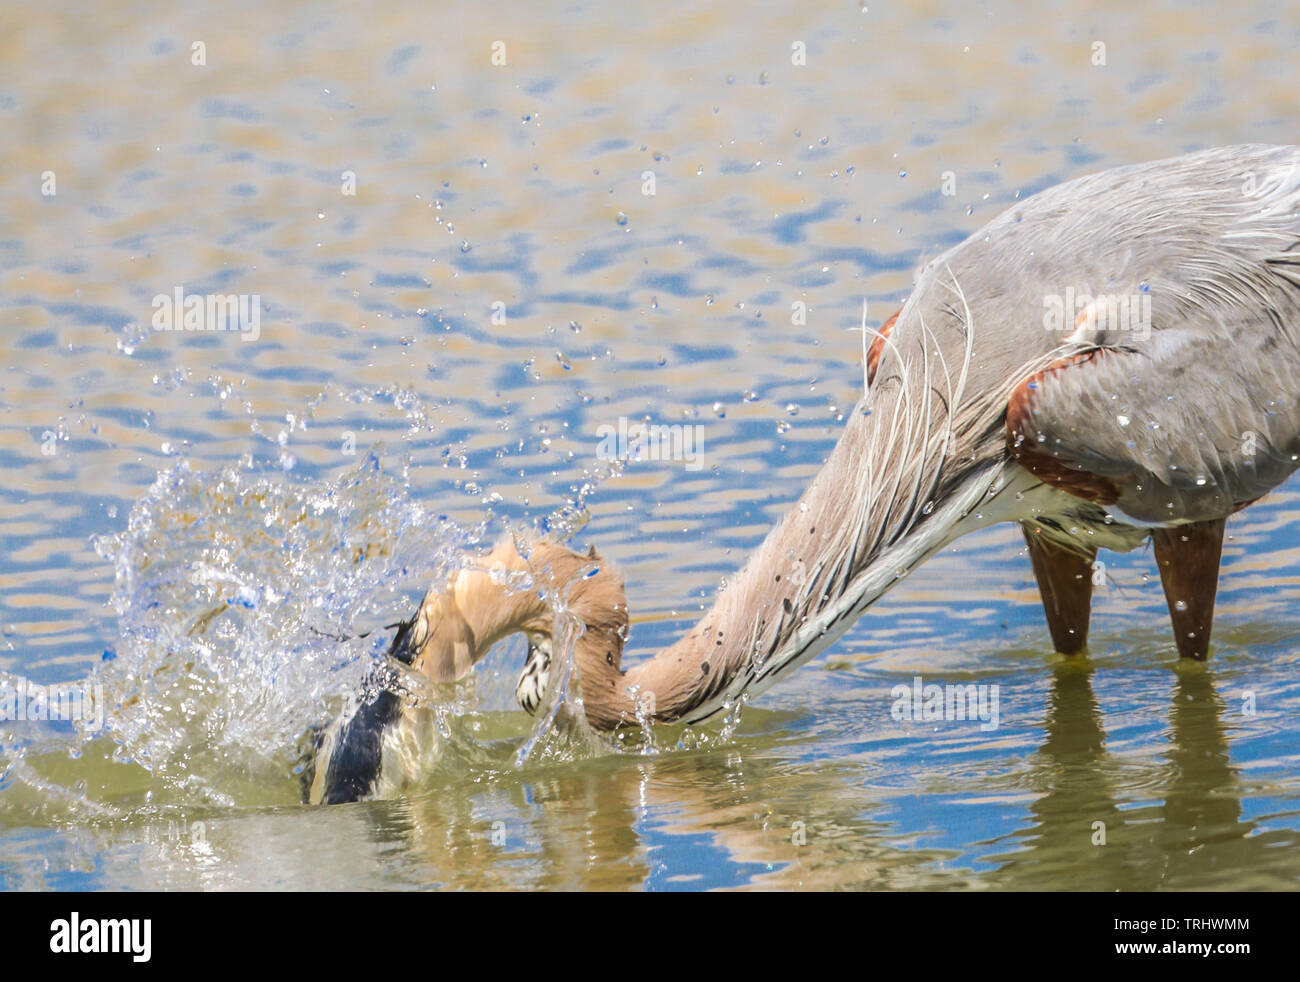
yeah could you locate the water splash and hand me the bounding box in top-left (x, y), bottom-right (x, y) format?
top-left (80, 453), bottom-right (473, 801)
top-left (0, 378), bottom-right (707, 824)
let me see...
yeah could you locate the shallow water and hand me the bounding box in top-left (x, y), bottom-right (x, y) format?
top-left (2, 0), bottom-right (1300, 890)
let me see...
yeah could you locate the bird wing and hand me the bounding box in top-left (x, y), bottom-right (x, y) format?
top-left (998, 146), bottom-right (1300, 524)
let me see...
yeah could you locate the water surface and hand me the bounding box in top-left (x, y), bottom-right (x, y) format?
top-left (2, 0), bottom-right (1299, 890)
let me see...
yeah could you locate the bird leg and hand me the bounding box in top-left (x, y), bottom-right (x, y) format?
top-left (1022, 525), bottom-right (1095, 655)
top-left (1151, 519), bottom-right (1226, 660)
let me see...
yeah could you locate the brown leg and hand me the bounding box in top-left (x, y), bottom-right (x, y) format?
top-left (1022, 525), bottom-right (1095, 655)
top-left (1151, 519), bottom-right (1226, 661)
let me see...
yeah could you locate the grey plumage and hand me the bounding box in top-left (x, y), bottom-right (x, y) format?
top-left (668, 144), bottom-right (1300, 724)
top-left (317, 146), bottom-right (1300, 768)
top-left (990, 146), bottom-right (1300, 518)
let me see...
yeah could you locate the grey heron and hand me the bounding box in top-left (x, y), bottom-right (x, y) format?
top-left (310, 144), bottom-right (1300, 801)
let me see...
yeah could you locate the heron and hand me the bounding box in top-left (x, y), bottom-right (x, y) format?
top-left (308, 144), bottom-right (1300, 802)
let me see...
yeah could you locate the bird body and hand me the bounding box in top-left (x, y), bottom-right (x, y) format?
top-left (310, 145), bottom-right (1300, 802)
top-left (699, 143), bottom-right (1300, 698)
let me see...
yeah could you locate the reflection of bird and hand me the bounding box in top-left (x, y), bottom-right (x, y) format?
top-left (992, 664), bottom-right (1299, 889)
top-left (313, 145), bottom-right (1300, 800)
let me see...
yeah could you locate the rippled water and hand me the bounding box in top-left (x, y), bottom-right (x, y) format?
top-left (3, 0), bottom-right (1300, 889)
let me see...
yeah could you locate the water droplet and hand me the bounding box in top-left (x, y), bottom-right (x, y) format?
top-left (615, 212), bottom-right (628, 226)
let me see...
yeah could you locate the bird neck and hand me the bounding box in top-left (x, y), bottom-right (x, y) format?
top-left (610, 414), bottom-right (1017, 729)
top-left (599, 411), bottom-right (875, 726)
top-left (418, 409), bottom-right (1011, 731)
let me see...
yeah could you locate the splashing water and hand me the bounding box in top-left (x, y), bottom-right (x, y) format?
top-left (0, 380), bottom-right (731, 828)
top-left (1, 453), bottom-right (469, 817)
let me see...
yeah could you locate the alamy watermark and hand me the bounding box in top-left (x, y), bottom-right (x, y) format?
top-left (50, 913), bottom-right (150, 962)
top-left (151, 286), bottom-right (261, 342)
top-left (596, 417), bottom-right (704, 471)
top-left (890, 675), bottom-right (1000, 731)
top-left (1043, 286), bottom-right (1151, 339)
top-left (0, 676), bottom-right (104, 732)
